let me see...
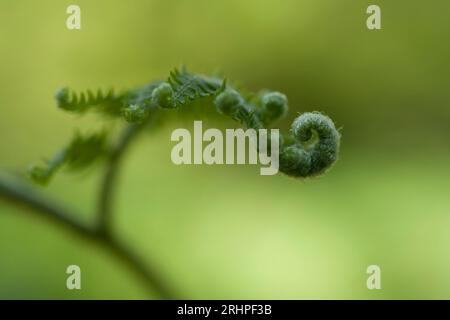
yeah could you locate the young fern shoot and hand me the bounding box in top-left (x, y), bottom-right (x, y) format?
top-left (29, 67), bottom-right (341, 184)
top-left (0, 67), bottom-right (342, 299)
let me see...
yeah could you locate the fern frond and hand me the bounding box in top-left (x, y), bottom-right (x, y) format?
top-left (232, 107), bottom-right (263, 130)
top-left (55, 87), bottom-right (124, 116)
top-left (30, 67), bottom-right (341, 184)
top-left (124, 81), bottom-right (163, 108)
top-left (121, 81), bottom-right (163, 122)
top-left (29, 131), bottom-right (108, 185)
top-left (165, 68), bottom-right (225, 107)
top-left (214, 89), bottom-right (340, 178)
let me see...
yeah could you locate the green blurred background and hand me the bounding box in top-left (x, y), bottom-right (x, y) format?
top-left (1, 0), bottom-right (450, 299)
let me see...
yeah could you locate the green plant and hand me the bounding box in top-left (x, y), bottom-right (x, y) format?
top-left (0, 67), bottom-right (341, 298)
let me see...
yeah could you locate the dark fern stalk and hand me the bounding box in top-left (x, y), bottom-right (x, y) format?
top-left (0, 67), bottom-right (341, 299)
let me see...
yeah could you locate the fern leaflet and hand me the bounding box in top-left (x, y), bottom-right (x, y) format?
top-left (55, 87), bottom-right (124, 116)
top-left (167, 68), bottom-right (225, 107)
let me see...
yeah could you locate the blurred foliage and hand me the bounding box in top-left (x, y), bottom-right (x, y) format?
top-left (0, 0), bottom-right (450, 299)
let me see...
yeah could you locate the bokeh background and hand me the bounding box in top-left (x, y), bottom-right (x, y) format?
top-left (1, 0), bottom-right (450, 299)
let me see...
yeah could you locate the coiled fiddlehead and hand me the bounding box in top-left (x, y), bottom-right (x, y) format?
top-left (213, 89), bottom-right (340, 177)
top-left (281, 112), bottom-right (340, 177)
top-left (30, 67), bottom-right (340, 184)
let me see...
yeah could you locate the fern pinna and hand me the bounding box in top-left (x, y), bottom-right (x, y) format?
top-left (29, 67), bottom-right (341, 184)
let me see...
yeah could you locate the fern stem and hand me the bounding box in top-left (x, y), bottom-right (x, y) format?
top-left (0, 173), bottom-right (95, 236)
top-left (0, 173), bottom-right (176, 299)
top-left (97, 124), bottom-right (140, 235)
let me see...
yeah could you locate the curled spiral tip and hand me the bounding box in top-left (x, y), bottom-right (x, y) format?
top-left (260, 91), bottom-right (288, 123)
top-left (152, 82), bottom-right (175, 109)
top-left (280, 112), bottom-right (340, 178)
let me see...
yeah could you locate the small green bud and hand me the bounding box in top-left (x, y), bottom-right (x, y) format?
top-left (55, 87), bottom-right (71, 110)
top-left (122, 104), bottom-right (148, 123)
top-left (28, 165), bottom-right (51, 185)
top-left (152, 82), bottom-right (175, 108)
top-left (55, 87), bottom-right (69, 102)
top-left (260, 92), bottom-right (288, 123)
top-left (214, 89), bottom-right (243, 116)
